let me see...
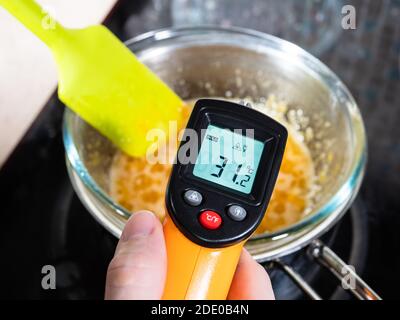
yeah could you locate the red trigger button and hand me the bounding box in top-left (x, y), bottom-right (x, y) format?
top-left (199, 210), bottom-right (222, 230)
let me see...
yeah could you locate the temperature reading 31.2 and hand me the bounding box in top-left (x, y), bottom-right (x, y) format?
top-left (193, 125), bottom-right (264, 194)
top-left (211, 158), bottom-right (254, 189)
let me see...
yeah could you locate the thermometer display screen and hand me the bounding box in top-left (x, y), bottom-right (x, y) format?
top-left (193, 125), bottom-right (265, 194)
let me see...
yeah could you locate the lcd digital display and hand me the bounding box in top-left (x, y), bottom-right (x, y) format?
top-left (193, 125), bottom-right (264, 194)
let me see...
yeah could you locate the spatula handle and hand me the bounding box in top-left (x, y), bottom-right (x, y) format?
top-left (0, 0), bottom-right (66, 48)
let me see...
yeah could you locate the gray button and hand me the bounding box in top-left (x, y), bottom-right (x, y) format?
top-left (183, 190), bottom-right (203, 206)
top-left (227, 205), bottom-right (247, 221)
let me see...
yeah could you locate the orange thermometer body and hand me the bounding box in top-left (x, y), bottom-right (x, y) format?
top-left (162, 99), bottom-right (287, 299)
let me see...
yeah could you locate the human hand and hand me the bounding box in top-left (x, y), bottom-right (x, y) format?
top-left (105, 211), bottom-right (275, 300)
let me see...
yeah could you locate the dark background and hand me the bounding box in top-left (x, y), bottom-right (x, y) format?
top-left (0, 0), bottom-right (399, 299)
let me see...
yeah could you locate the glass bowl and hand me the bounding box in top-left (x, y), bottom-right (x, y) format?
top-left (63, 26), bottom-right (366, 260)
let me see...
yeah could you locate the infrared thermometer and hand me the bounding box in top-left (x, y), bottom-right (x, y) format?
top-left (162, 99), bottom-right (287, 299)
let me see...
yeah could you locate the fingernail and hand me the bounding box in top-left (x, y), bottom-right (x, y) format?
top-left (121, 211), bottom-right (156, 241)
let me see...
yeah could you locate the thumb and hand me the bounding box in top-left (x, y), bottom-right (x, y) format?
top-left (105, 211), bottom-right (166, 300)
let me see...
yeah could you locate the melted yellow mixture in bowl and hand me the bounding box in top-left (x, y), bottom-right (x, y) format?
top-left (109, 97), bottom-right (315, 234)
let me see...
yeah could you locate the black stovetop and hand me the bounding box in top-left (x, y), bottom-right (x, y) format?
top-left (0, 0), bottom-right (399, 300)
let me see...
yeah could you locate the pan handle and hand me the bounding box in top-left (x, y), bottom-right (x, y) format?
top-left (308, 240), bottom-right (382, 300)
top-left (271, 259), bottom-right (322, 300)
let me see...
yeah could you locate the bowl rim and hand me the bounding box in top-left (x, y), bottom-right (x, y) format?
top-left (63, 25), bottom-right (367, 242)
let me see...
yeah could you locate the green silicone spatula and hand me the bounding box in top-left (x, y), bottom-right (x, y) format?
top-left (0, 0), bottom-right (184, 157)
